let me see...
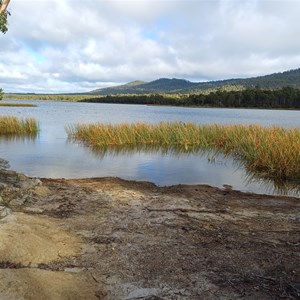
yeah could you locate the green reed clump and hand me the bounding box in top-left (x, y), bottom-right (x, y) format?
top-left (67, 122), bottom-right (300, 181)
top-left (0, 116), bottom-right (39, 136)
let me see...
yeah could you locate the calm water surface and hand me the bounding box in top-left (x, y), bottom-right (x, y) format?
top-left (1, 100), bottom-right (300, 196)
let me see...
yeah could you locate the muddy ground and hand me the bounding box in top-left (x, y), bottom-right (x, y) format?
top-left (0, 169), bottom-right (299, 299)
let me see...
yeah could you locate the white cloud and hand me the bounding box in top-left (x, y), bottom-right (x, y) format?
top-left (1, 0), bottom-right (300, 93)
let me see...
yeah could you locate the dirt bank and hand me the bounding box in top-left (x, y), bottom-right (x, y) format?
top-left (0, 169), bottom-right (299, 299)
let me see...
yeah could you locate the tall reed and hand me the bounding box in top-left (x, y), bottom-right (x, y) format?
top-left (0, 116), bottom-right (39, 136)
top-left (67, 122), bottom-right (300, 181)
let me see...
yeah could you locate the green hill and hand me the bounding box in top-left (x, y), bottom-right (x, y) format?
top-left (90, 78), bottom-right (197, 95)
top-left (90, 80), bottom-right (147, 95)
top-left (90, 68), bottom-right (300, 95)
top-left (192, 68), bottom-right (300, 92)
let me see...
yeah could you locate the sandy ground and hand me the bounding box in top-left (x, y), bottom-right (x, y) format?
top-left (0, 169), bottom-right (300, 299)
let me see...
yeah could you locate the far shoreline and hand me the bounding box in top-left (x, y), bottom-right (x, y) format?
top-left (3, 97), bottom-right (300, 111)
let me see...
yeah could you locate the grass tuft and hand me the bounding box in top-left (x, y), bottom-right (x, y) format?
top-left (0, 116), bottom-right (39, 136)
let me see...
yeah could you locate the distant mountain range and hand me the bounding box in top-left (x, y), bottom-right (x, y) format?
top-left (90, 68), bottom-right (300, 95)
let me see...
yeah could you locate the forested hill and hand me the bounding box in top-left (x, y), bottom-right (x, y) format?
top-left (197, 68), bottom-right (300, 91)
top-left (90, 68), bottom-right (300, 95)
top-left (90, 78), bottom-right (198, 95)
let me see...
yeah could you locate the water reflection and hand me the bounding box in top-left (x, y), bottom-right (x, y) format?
top-left (84, 143), bottom-right (300, 197)
top-left (0, 134), bottom-right (38, 142)
top-left (80, 143), bottom-right (214, 158)
top-left (243, 170), bottom-right (300, 197)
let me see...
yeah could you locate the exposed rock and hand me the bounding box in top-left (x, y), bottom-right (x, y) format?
top-left (0, 170), bottom-right (41, 190)
top-left (0, 170), bottom-right (20, 183)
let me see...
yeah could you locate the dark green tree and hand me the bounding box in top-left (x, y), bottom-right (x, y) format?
top-left (0, 0), bottom-right (11, 34)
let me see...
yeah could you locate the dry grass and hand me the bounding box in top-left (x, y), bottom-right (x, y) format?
top-left (0, 116), bottom-right (39, 136)
top-left (67, 122), bottom-right (300, 181)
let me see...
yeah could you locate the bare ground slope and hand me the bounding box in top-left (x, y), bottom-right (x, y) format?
top-left (0, 170), bottom-right (299, 299)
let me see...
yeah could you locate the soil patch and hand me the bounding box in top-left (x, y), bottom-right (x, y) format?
top-left (0, 269), bottom-right (98, 300)
top-left (0, 213), bottom-right (81, 265)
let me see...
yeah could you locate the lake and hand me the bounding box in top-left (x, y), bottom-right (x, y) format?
top-left (1, 100), bottom-right (300, 196)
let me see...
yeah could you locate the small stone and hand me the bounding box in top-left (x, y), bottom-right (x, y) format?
top-left (32, 178), bottom-right (42, 186)
top-left (0, 182), bottom-right (8, 189)
top-left (222, 184), bottom-right (233, 190)
top-left (0, 205), bottom-right (12, 219)
top-left (16, 181), bottom-right (33, 189)
top-left (23, 207), bottom-right (44, 213)
top-left (32, 186), bottom-right (50, 197)
top-left (17, 174), bottom-right (28, 181)
top-left (10, 197), bottom-right (27, 206)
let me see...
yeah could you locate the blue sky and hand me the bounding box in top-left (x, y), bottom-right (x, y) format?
top-left (1, 0), bottom-right (300, 93)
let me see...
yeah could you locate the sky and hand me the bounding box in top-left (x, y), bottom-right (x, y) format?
top-left (1, 0), bottom-right (300, 93)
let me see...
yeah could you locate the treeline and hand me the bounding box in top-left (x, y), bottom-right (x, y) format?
top-left (80, 87), bottom-right (300, 109)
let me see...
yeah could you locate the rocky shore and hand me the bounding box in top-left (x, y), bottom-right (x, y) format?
top-left (0, 169), bottom-right (299, 299)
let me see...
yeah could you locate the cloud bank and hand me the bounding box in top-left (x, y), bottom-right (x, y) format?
top-left (1, 0), bottom-right (300, 93)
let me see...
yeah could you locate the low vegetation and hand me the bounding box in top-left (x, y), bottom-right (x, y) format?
top-left (67, 122), bottom-right (300, 182)
top-left (0, 103), bottom-right (37, 107)
top-left (0, 116), bottom-right (39, 136)
top-left (3, 93), bottom-right (99, 102)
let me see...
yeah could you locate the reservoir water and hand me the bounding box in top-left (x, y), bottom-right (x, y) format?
top-left (1, 100), bottom-right (300, 196)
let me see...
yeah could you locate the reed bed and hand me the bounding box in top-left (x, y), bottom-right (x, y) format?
top-left (0, 116), bottom-right (39, 136)
top-left (67, 122), bottom-right (300, 181)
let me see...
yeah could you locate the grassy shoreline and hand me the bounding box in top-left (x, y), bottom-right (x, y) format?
top-left (67, 122), bottom-right (300, 182)
top-left (0, 103), bottom-right (37, 107)
top-left (0, 116), bottom-right (39, 136)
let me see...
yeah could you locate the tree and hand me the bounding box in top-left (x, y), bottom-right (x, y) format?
top-left (0, 0), bottom-right (10, 99)
top-left (0, 0), bottom-right (11, 34)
